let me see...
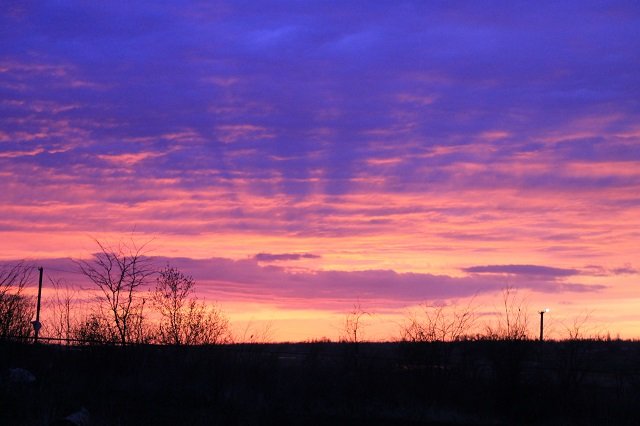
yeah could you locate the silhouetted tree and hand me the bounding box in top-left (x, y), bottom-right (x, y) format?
top-left (342, 302), bottom-right (370, 343)
top-left (0, 262), bottom-right (35, 340)
top-left (76, 239), bottom-right (154, 345)
top-left (152, 265), bottom-right (230, 345)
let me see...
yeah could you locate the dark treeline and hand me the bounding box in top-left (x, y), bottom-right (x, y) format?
top-left (2, 339), bottom-right (640, 425)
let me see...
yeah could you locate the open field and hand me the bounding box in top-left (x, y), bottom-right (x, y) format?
top-left (2, 339), bottom-right (640, 425)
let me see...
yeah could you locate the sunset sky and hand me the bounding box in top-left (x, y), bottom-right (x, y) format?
top-left (1, 1), bottom-right (639, 341)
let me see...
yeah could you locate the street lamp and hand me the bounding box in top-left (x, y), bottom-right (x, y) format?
top-left (31, 267), bottom-right (44, 343)
top-left (539, 308), bottom-right (549, 341)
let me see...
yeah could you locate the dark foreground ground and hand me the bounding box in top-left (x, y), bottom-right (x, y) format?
top-left (1, 339), bottom-right (640, 425)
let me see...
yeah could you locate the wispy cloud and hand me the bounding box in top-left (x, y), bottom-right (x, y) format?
top-left (254, 253), bottom-right (320, 262)
top-left (463, 264), bottom-right (579, 277)
top-left (611, 266), bottom-right (638, 275)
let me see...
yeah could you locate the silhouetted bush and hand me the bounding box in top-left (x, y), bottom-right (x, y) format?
top-left (0, 263), bottom-right (35, 341)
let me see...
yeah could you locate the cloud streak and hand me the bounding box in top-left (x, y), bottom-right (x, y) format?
top-left (463, 264), bottom-right (579, 277)
top-left (254, 252), bottom-right (320, 262)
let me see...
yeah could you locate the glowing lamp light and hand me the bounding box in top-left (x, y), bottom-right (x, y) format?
top-left (539, 308), bottom-right (550, 341)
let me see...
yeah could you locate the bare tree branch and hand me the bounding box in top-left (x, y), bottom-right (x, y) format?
top-left (75, 239), bottom-right (154, 345)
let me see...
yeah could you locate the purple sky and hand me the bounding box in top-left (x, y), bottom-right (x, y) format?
top-left (1, 1), bottom-right (639, 339)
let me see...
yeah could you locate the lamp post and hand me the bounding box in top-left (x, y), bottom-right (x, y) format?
top-left (539, 308), bottom-right (549, 342)
top-left (32, 267), bottom-right (43, 343)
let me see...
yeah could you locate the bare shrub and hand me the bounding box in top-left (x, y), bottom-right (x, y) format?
top-left (562, 310), bottom-right (601, 340)
top-left (0, 263), bottom-right (35, 340)
top-left (74, 313), bottom-right (117, 344)
top-left (126, 298), bottom-right (153, 344)
top-left (152, 265), bottom-right (231, 345)
top-left (484, 286), bottom-right (530, 340)
top-left (44, 277), bottom-right (78, 344)
top-left (401, 299), bottom-right (477, 342)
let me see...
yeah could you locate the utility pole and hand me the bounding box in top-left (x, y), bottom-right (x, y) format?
top-left (32, 267), bottom-right (43, 343)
